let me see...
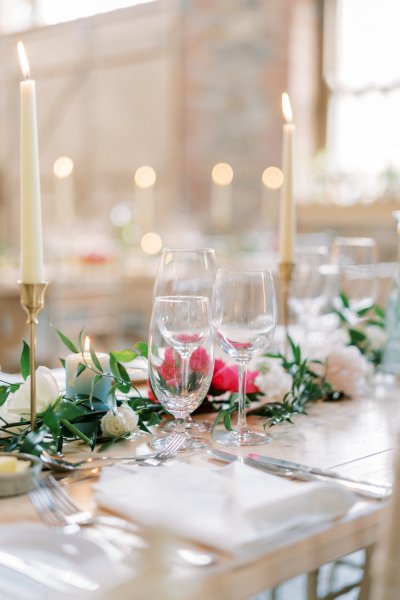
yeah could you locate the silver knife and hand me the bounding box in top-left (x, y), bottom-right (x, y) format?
top-left (248, 453), bottom-right (392, 490)
top-left (208, 449), bottom-right (391, 500)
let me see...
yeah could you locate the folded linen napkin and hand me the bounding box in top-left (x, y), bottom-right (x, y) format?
top-left (94, 461), bottom-right (355, 554)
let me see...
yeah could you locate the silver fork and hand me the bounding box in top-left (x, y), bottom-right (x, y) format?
top-left (134, 433), bottom-right (186, 466)
top-left (29, 475), bottom-right (217, 567)
top-left (40, 432), bottom-right (186, 472)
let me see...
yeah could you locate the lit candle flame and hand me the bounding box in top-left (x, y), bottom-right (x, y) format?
top-left (84, 336), bottom-right (91, 354)
top-left (281, 92), bottom-right (293, 123)
top-left (17, 41), bottom-right (31, 80)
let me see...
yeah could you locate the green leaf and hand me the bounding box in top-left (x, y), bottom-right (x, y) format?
top-left (0, 386), bottom-right (9, 407)
top-left (42, 406), bottom-right (62, 438)
top-left (146, 412), bottom-right (162, 427)
top-left (374, 304), bottom-right (385, 318)
top-left (19, 427), bottom-right (48, 455)
top-left (20, 340), bottom-right (30, 380)
top-left (339, 291), bottom-right (350, 308)
top-left (76, 362), bottom-right (86, 378)
top-left (60, 418), bottom-right (91, 445)
top-left (134, 341), bottom-right (148, 358)
top-left (56, 329), bottom-right (79, 354)
top-left (89, 345), bottom-right (103, 372)
top-left (348, 328), bottom-right (368, 344)
top-left (288, 336), bottom-right (301, 364)
top-left (53, 398), bottom-right (87, 421)
top-left (223, 410), bottom-right (233, 430)
top-left (111, 349), bottom-right (136, 363)
top-left (89, 374), bottom-right (103, 400)
top-left (109, 354), bottom-right (131, 393)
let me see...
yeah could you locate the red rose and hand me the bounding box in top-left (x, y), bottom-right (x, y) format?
top-left (210, 360), bottom-right (259, 394)
top-left (189, 347), bottom-right (211, 374)
top-left (147, 385), bottom-right (159, 403)
top-left (159, 347), bottom-right (182, 387)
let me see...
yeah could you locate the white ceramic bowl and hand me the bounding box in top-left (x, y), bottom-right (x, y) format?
top-left (0, 452), bottom-right (42, 497)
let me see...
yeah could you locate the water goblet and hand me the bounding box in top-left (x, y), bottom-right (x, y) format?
top-left (212, 269), bottom-right (277, 446)
top-left (148, 296), bottom-right (214, 451)
top-left (154, 248), bottom-right (216, 434)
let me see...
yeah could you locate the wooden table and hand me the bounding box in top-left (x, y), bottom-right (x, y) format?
top-left (0, 378), bottom-right (397, 599)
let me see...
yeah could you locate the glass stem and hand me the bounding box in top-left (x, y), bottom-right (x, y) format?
top-left (175, 418), bottom-right (186, 435)
top-left (236, 361), bottom-right (248, 435)
top-left (181, 352), bottom-right (190, 395)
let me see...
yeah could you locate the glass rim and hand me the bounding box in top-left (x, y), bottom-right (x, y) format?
top-left (332, 236), bottom-right (377, 247)
top-left (215, 267), bottom-right (273, 275)
top-left (153, 295), bottom-right (210, 303)
top-left (161, 247), bottom-right (215, 254)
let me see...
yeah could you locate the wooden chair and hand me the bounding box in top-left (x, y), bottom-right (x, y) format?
top-left (367, 434), bottom-right (400, 600)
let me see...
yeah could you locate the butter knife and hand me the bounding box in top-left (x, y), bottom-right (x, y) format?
top-left (208, 449), bottom-right (391, 500)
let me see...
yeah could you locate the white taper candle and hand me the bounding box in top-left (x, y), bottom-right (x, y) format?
top-left (279, 92), bottom-right (296, 263)
top-left (18, 41), bottom-right (44, 283)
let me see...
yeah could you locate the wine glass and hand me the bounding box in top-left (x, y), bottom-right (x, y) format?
top-left (289, 247), bottom-right (329, 330)
top-left (148, 296), bottom-right (214, 450)
top-left (153, 248), bottom-right (216, 299)
top-left (212, 269), bottom-right (277, 446)
top-left (331, 237), bottom-right (378, 317)
top-left (153, 248), bottom-right (216, 434)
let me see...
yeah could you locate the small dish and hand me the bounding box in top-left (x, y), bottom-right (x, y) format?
top-left (0, 452), bottom-right (41, 497)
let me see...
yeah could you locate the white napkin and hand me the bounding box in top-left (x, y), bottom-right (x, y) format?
top-left (94, 461), bottom-right (355, 554)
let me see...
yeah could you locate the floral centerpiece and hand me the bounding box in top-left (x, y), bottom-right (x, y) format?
top-left (0, 293), bottom-right (385, 455)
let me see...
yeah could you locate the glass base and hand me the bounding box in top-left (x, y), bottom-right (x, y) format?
top-left (161, 418), bottom-right (211, 434)
top-left (212, 428), bottom-right (272, 447)
top-left (150, 432), bottom-right (209, 451)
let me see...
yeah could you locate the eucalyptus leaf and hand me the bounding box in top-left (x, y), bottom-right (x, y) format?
top-left (56, 329), bottom-right (79, 354)
top-left (134, 341), bottom-right (148, 358)
top-left (111, 349), bottom-right (136, 363)
top-left (20, 340), bottom-right (30, 380)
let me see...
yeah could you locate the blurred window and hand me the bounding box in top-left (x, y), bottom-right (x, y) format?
top-left (0, 0), bottom-right (155, 33)
top-left (325, 0), bottom-right (400, 190)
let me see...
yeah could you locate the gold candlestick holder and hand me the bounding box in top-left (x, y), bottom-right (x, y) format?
top-left (279, 262), bottom-right (295, 355)
top-left (19, 282), bottom-right (48, 431)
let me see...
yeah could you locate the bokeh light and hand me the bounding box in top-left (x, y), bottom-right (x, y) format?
top-left (53, 156), bottom-right (74, 178)
top-left (141, 232), bottom-right (162, 254)
top-left (134, 165), bottom-right (157, 189)
top-left (262, 166), bottom-right (284, 190)
top-left (211, 163), bottom-right (234, 186)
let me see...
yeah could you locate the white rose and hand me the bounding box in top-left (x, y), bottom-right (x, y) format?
top-left (254, 357), bottom-right (293, 402)
top-left (101, 404), bottom-right (139, 437)
top-left (365, 325), bottom-right (387, 351)
top-left (118, 403), bottom-right (139, 432)
top-left (325, 345), bottom-right (372, 397)
top-left (307, 328), bottom-right (351, 363)
top-left (8, 366), bottom-right (60, 416)
top-left (0, 399), bottom-right (30, 438)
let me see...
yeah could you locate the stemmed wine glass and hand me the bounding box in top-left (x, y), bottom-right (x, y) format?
top-left (153, 248), bottom-right (216, 434)
top-left (289, 246), bottom-right (339, 334)
top-left (331, 237), bottom-right (378, 318)
top-left (148, 296), bottom-right (214, 451)
top-left (212, 269), bottom-right (277, 446)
